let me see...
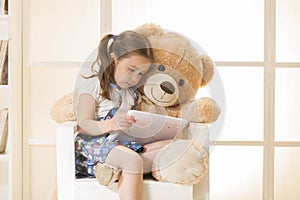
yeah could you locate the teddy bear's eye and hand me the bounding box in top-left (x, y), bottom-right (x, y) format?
top-left (158, 65), bottom-right (165, 71)
top-left (178, 79), bottom-right (185, 86)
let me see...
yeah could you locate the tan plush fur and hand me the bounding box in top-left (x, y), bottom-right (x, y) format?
top-left (152, 140), bottom-right (209, 185)
top-left (50, 92), bottom-right (76, 123)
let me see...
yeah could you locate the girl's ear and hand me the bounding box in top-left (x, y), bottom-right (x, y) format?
top-left (110, 53), bottom-right (117, 61)
top-left (110, 53), bottom-right (119, 66)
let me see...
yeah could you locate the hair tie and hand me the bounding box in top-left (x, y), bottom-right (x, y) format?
top-left (107, 35), bottom-right (118, 52)
top-left (112, 35), bottom-right (118, 41)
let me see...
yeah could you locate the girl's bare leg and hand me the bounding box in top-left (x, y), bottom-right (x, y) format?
top-left (104, 140), bottom-right (172, 199)
top-left (105, 146), bottom-right (143, 200)
top-left (118, 172), bottom-right (143, 200)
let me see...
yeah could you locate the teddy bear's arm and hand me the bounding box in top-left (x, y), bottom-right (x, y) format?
top-left (180, 97), bottom-right (221, 123)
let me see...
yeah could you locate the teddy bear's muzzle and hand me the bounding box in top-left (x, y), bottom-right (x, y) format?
top-left (143, 74), bottom-right (179, 107)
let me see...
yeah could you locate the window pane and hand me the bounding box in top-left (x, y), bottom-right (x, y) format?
top-left (216, 67), bottom-right (264, 141)
top-left (275, 147), bottom-right (300, 200)
top-left (210, 146), bottom-right (263, 200)
top-left (275, 68), bottom-right (300, 141)
top-left (113, 0), bottom-right (264, 61)
top-left (276, 0), bottom-right (300, 62)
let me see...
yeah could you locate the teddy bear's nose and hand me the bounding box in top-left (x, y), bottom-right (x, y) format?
top-left (160, 81), bottom-right (175, 94)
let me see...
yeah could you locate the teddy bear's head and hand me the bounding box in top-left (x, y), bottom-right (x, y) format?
top-left (136, 24), bottom-right (215, 108)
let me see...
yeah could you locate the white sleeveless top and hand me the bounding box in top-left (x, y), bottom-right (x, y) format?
top-left (74, 76), bottom-right (141, 142)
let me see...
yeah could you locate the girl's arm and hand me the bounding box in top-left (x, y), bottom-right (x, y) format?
top-left (77, 93), bottom-right (133, 136)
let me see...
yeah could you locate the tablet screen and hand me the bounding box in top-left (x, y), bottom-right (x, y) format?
top-left (122, 110), bottom-right (189, 144)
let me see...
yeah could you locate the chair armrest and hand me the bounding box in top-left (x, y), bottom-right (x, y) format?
top-left (56, 121), bottom-right (77, 200)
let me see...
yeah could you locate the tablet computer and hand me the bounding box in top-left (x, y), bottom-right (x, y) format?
top-left (122, 110), bottom-right (189, 145)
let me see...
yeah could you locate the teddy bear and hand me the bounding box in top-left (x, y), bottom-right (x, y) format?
top-left (135, 24), bottom-right (220, 123)
top-left (50, 24), bottom-right (221, 186)
top-left (133, 24), bottom-right (220, 184)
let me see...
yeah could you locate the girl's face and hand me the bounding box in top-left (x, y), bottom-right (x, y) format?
top-left (113, 54), bottom-right (151, 89)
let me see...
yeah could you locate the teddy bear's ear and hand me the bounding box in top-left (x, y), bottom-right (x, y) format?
top-left (199, 55), bottom-right (215, 87)
top-left (135, 23), bottom-right (164, 37)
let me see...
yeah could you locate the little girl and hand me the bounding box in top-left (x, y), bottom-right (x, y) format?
top-left (74, 30), bottom-right (171, 200)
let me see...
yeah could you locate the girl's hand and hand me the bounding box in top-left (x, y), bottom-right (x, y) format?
top-left (111, 114), bottom-right (133, 131)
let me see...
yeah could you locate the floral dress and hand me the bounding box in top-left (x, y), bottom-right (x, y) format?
top-left (74, 78), bottom-right (141, 178)
top-left (75, 132), bottom-right (120, 178)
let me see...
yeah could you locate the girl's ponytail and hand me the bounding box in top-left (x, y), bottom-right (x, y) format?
top-left (98, 34), bottom-right (114, 69)
top-left (96, 34), bottom-right (116, 99)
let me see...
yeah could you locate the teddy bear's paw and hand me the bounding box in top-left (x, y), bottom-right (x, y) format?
top-left (50, 92), bottom-right (76, 123)
top-left (181, 98), bottom-right (220, 123)
top-left (197, 97), bottom-right (221, 123)
top-left (152, 140), bottom-right (208, 185)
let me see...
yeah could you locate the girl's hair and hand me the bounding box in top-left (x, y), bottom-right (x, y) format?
top-left (90, 30), bottom-right (153, 100)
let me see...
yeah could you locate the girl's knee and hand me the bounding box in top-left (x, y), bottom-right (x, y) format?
top-left (126, 151), bottom-right (143, 172)
top-left (124, 159), bottom-right (143, 174)
top-left (113, 146), bottom-right (143, 173)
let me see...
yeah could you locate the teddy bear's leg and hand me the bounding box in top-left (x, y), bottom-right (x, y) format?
top-left (151, 123), bottom-right (209, 185)
top-left (151, 139), bottom-right (208, 185)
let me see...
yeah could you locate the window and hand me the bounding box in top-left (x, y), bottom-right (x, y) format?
top-left (106, 0), bottom-right (300, 199)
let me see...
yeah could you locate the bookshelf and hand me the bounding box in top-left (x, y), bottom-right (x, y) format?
top-left (0, 0), bottom-right (22, 199)
top-left (0, 1), bottom-right (9, 199)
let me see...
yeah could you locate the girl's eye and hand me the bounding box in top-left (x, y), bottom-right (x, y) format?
top-left (129, 67), bottom-right (144, 76)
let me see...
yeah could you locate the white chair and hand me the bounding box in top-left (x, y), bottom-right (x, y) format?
top-left (56, 122), bottom-right (209, 200)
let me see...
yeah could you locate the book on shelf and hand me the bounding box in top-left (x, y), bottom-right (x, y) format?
top-left (0, 40), bottom-right (8, 85)
top-left (1, 55), bottom-right (8, 84)
top-left (0, 0), bottom-right (8, 15)
top-left (0, 108), bottom-right (8, 153)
